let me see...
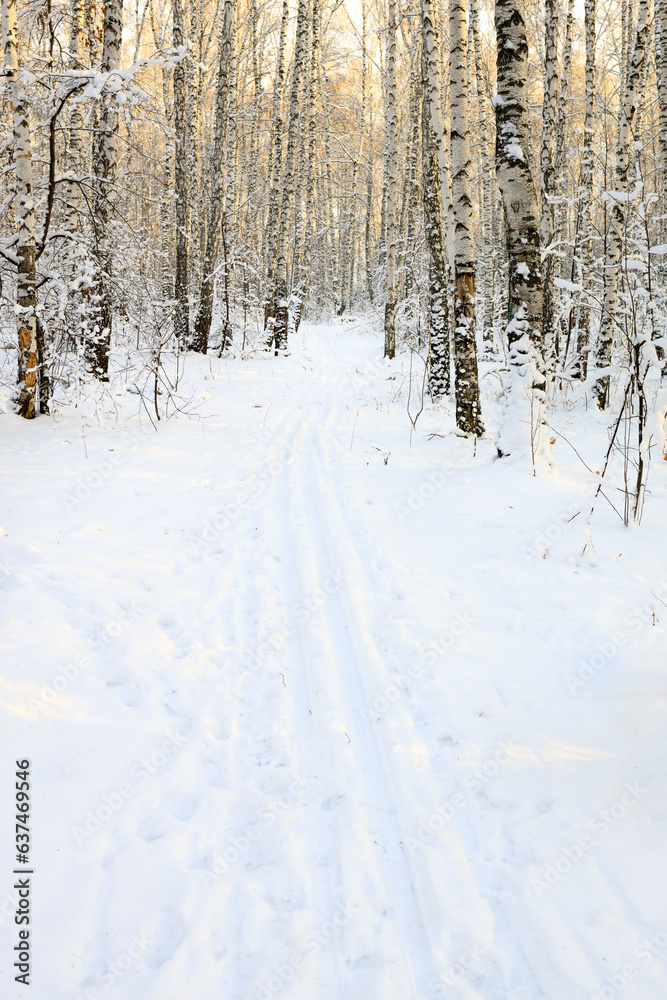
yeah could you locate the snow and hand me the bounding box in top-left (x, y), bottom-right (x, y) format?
top-left (1, 318), bottom-right (667, 1000)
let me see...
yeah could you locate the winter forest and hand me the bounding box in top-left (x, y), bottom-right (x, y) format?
top-left (2, 0), bottom-right (667, 998)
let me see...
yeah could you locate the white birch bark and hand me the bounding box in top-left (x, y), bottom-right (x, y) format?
top-left (494, 0), bottom-right (547, 460)
top-left (192, 0), bottom-right (234, 352)
top-left (383, 0), bottom-right (398, 359)
top-left (449, 0), bottom-right (483, 434)
top-left (3, 0), bottom-right (39, 417)
top-left (575, 0), bottom-right (596, 380)
top-left (421, 0), bottom-right (453, 385)
top-left (593, 0), bottom-right (649, 409)
top-left (656, 0), bottom-right (667, 191)
top-left (540, 0), bottom-right (559, 356)
top-left (172, 0), bottom-right (189, 349)
top-left (268, 0), bottom-right (309, 352)
top-left (471, 0), bottom-right (494, 346)
top-left (66, 0), bottom-right (87, 232)
top-left (88, 0), bottom-right (123, 378)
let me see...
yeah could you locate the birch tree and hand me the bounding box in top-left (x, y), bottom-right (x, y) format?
top-left (383, 0), bottom-right (398, 359)
top-left (266, 0), bottom-right (309, 352)
top-left (421, 0), bottom-right (453, 393)
top-left (593, 0), bottom-right (649, 409)
top-left (540, 0), bottom-right (559, 357)
top-left (449, 0), bottom-right (483, 434)
top-left (172, 0), bottom-right (190, 349)
top-left (3, 0), bottom-right (39, 417)
top-left (192, 0), bottom-right (234, 353)
top-left (421, 31), bottom-right (450, 397)
top-left (494, 0), bottom-right (546, 458)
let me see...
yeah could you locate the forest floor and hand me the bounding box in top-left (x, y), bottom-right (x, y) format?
top-left (2, 317), bottom-right (667, 1000)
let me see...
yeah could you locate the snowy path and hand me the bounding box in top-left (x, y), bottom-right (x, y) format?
top-left (1, 320), bottom-right (667, 1000)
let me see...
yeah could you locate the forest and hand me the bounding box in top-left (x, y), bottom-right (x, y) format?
top-left (2, 2), bottom-right (667, 999)
top-left (3, 0), bottom-right (667, 491)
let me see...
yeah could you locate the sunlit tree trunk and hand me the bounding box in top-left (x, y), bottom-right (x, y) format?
top-left (471, 0), bottom-right (494, 346)
top-left (89, 0), bottom-right (123, 379)
top-left (574, 0), bottom-right (596, 380)
top-left (540, 0), bottom-right (559, 359)
top-left (450, 0), bottom-right (483, 434)
top-left (593, 0), bottom-right (649, 409)
top-left (421, 0), bottom-right (453, 388)
top-left (267, 0), bottom-right (310, 352)
top-left (383, 0), bottom-right (398, 359)
top-left (657, 0), bottom-right (667, 192)
top-left (494, 0), bottom-right (546, 459)
top-left (421, 27), bottom-right (450, 397)
top-left (172, 0), bottom-right (189, 348)
top-left (3, 0), bottom-right (39, 417)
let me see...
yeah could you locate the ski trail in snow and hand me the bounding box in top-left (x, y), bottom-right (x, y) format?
top-left (272, 371), bottom-right (435, 999)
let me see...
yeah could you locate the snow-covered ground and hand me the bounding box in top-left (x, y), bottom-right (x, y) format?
top-left (1, 318), bottom-right (666, 1000)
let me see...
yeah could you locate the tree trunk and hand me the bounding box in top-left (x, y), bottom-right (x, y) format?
top-left (88, 0), bottom-right (123, 379)
top-left (494, 0), bottom-right (546, 459)
top-left (3, 0), bottom-right (39, 417)
top-left (384, 0), bottom-right (398, 359)
top-left (575, 0), bottom-right (596, 380)
top-left (593, 0), bottom-right (649, 409)
top-left (449, 0), bottom-right (483, 434)
top-left (540, 0), bottom-right (559, 360)
top-left (421, 0), bottom-right (453, 386)
top-left (172, 0), bottom-right (189, 349)
top-left (421, 29), bottom-right (450, 398)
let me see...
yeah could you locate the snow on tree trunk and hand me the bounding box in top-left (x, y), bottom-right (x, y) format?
top-left (421, 0), bottom-right (453, 389)
top-left (192, 0), bottom-right (234, 354)
top-left (3, 0), bottom-right (39, 417)
top-left (657, 0), bottom-right (667, 194)
top-left (575, 0), bottom-right (596, 380)
top-left (421, 32), bottom-right (450, 398)
top-left (449, 0), bottom-right (483, 435)
top-left (384, 0), bottom-right (398, 360)
top-left (88, 0), bottom-right (123, 379)
top-left (262, 0), bottom-right (289, 313)
top-left (471, 0), bottom-right (494, 347)
top-left (266, 0), bottom-right (309, 353)
top-left (494, 0), bottom-right (547, 461)
top-left (172, 0), bottom-right (189, 350)
top-left (66, 0), bottom-right (87, 232)
top-left (540, 0), bottom-right (559, 360)
top-left (593, 0), bottom-right (649, 410)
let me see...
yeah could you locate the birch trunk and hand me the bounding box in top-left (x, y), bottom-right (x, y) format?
top-left (540, 0), bottom-right (559, 358)
top-left (89, 0), bottom-right (123, 379)
top-left (494, 0), bottom-right (546, 459)
top-left (449, 0), bottom-right (483, 434)
top-left (384, 0), bottom-right (398, 359)
top-left (575, 0), bottom-right (596, 380)
top-left (593, 0), bottom-right (649, 409)
top-left (421, 0), bottom-right (453, 385)
top-left (262, 0), bottom-right (289, 307)
top-left (3, 0), bottom-right (39, 417)
top-left (657, 0), bottom-right (667, 195)
top-left (267, 0), bottom-right (309, 352)
top-left (192, 0), bottom-right (234, 353)
top-left (66, 0), bottom-right (87, 231)
top-left (421, 29), bottom-right (449, 397)
top-left (471, 0), bottom-right (494, 346)
top-left (172, 0), bottom-right (189, 348)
